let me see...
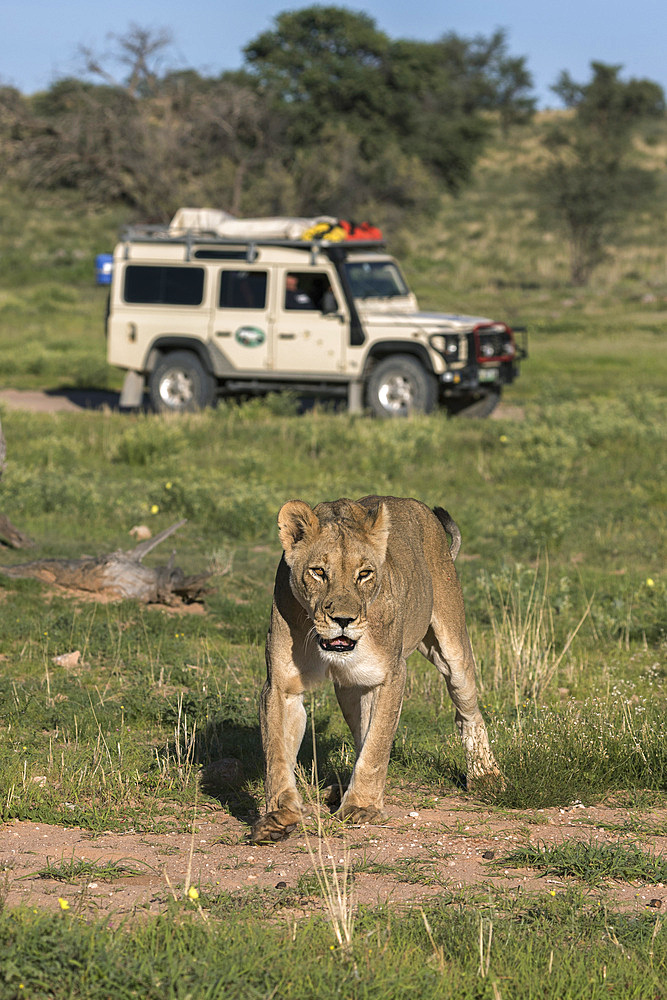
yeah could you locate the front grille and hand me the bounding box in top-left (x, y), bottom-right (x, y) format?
top-left (474, 325), bottom-right (516, 363)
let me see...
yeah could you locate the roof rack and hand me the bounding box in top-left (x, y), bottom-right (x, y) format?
top-left (118, 224), bottom-right (385, 261)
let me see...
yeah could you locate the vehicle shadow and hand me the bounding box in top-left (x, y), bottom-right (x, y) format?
top-left (41, 388), bottom-right (342, 415)
top-left (46, 388), bottom-right (151, 412)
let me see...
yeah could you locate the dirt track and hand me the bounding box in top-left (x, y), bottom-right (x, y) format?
top-left (0, 388), bottom-right (524, 420)
top-left (0, 388), bottom-right (123, 413)
top-left (2, 797), bottom-right (665, 919)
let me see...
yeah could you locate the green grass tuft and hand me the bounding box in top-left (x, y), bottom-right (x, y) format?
top-left (30, 856), bottom-right (154, 884)
top-left (496, 840), bottom-right (667, 886)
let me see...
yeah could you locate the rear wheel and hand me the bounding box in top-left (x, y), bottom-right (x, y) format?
top-left (148, 351), bottom-right (216, 414)
top-left (366, 355), bottom-right (437, 417)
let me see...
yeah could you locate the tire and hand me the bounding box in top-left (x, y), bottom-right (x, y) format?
top-left (447, 388), bottom-right (501, 418)
top-left (148, 351), bottom-right (216, 414)
top-left (366, 355), bottom-right (437, 418)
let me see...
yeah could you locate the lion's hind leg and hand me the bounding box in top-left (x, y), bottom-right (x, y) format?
top-left (418, 621), bottom-right (503, 790)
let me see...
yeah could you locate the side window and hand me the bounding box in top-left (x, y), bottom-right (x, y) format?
top-left (124, 265), bottom-right (204, 305)
top-left (284, 272), bottom-right (338, 312)
top-left (219, 270), bottom-right (267, 309)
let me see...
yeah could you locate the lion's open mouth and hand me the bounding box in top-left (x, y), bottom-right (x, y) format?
top-left (319, 635), bottom-right (357, 653)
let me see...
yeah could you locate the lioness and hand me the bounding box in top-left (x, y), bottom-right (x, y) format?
top-left (251, 495), bottom-right (501, 843)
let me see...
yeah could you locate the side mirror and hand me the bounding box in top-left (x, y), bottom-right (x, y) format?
top-left (321, 290), bottom-right (338, 314)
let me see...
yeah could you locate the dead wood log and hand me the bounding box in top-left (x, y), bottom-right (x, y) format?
top-left (0, 519), bottom-right (212, 604)
top-left (0, 513), bottom-right (34, 549)
top-left (0, 416), bottom-right (34, 548)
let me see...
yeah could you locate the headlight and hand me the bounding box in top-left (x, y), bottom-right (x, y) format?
top-left (430, 334), bottom-right (460, 361)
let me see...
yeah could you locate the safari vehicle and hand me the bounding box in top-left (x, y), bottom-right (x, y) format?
top-left (106, 209), bottom-right (526, 416)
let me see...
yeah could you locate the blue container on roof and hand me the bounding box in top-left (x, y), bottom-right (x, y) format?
top-left (95, 253), bottom-right (113, 285)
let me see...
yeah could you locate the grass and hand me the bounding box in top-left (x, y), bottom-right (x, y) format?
top-left (0, 891), bottom-right (664, 999)
top-left (0, 398), bottom-right (663, 825)
top-left (0, 115), bottom-right (665, 994)
top-left (496, 840), bottom-right (667, 887)
top-left (30, 856), bottom-right (153, 884)
top-left (353, 856), bottom-right (449, 885)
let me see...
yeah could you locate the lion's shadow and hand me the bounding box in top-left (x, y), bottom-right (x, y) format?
top-left (194, 716), bottom-right (349, 825)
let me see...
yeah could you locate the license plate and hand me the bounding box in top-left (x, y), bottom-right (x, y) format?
top-left (479, 368), bottom-right (499, 383)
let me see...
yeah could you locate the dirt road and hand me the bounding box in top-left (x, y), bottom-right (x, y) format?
top-left (1, 798), bottom-right (665, 919)
top-left (0, 388), bottom-right (523, 419)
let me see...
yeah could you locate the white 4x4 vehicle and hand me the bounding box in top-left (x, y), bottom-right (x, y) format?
top-left (106, 209), bottom-right (525, 416)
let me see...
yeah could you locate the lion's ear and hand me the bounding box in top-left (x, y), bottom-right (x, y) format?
top-left (278, 500), bottom-right (320, 565)
top-left (367, 502), bottom-right (390, 564)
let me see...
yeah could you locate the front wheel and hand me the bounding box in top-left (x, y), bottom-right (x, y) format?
top-left (148, 351), bottom-right (216, 414)
top-left (366, 355), bottom-right (437, 417)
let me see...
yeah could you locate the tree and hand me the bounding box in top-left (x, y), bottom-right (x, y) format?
top-left (79, 23), bottom-right (174, 97)
top-left (244, 6), bottom-right (390, 147)
top-left (6, 12), bottom-right (535, 220)
top-left (381, 30), bottom-right (534, 188)
top-left (244, 8), bottom-right (535, 192)
top-left (174, 71), bottom-right (286, 216)
top-left (539, 63), bottom-right (665, 285)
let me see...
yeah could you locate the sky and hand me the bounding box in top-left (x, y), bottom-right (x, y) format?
top-left (2, 0), bottom-right (666, 108)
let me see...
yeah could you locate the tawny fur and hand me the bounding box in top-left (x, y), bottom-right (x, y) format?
top-left (251, 495), bottom-right (501, 843)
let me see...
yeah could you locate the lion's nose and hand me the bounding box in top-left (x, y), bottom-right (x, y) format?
top-left (333, 616), bottom-right (355, 630)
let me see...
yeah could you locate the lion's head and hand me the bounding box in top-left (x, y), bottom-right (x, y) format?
top-left (278, 498), bottom-right (390, 660)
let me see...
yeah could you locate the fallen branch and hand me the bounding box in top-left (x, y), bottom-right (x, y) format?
top-left (0, 519), bottom-right (212, 604)
top-left (0, 513), bottom-right (34, 549)
top-left (0, 417), bottom-right (34, 549)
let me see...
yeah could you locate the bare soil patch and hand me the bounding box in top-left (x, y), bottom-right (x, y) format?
top-left (0, 389), bottom-right (524, 421)
top-left (2, 797), bottom-right (664, 920)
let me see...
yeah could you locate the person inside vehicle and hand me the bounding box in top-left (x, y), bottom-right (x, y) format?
top-left (284, 273), bottom-right (314, 310)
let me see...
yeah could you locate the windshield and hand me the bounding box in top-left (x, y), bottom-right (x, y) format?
top-left (343, 260), bottom-right (410, 300)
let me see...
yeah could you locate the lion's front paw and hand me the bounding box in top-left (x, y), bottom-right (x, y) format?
top-left (337, 803), bottom-right (387, 826)
top-left (251, 807), bottom-right (303, 844)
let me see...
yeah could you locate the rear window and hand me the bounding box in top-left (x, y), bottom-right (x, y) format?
top-left (124, 265), bottom-right (205, 305)
top-left (219, 270), bottom-right (267, 309)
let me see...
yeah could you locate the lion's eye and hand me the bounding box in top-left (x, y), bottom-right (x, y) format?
top-left (308, 567), bottom-right (327, 582)
top-left (357, 569), bottom-right (373, 583)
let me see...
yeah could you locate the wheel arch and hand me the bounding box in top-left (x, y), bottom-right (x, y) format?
top-left (361, 341), bottom-right (435, 378)
top-left (144, 337), bottom-right (215, 375)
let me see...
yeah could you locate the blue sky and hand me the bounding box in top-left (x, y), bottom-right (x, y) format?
top-left (2, 0), bottom-right (666, 107)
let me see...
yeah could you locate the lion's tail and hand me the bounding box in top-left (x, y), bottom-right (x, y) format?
top-left (433, 507), bottom-right (461, 561)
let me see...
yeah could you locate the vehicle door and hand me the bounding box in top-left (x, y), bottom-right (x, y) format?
top-left (272, 269), bottom-right (348, 374)
top-left (209, 266), bottom-right (272, 372)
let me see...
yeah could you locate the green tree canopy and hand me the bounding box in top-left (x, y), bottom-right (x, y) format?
top-left (244, 8), bottom-right (535, 189)
top-left (539, 62), bottom-right (665, 285)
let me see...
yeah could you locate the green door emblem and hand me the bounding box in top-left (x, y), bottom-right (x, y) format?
top-left (235, 326), bottom-right (266, 348)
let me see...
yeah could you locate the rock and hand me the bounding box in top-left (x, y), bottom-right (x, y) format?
top-left (52, 650), bottom-right (81, 668)
top-left (129, 525), bottom-right (152, 541)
